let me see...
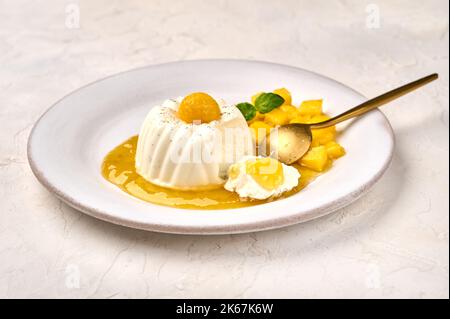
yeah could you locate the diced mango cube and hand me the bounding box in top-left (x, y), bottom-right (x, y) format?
top-left (255, 111), bottom-right (265, 120)
top-left (325, 141), bottom-right (346, 159)
top-left (251, 92), bottom-right (263, 105)
top-left (299, 146), bottom-right (329, 172)
top-left (249, 121), bottom-right (272, 144)
top-left (280, 104), bottom-right (300, 120)
top-left (307, 113), bottom-right (336, 146)
top-left (273, 88), bottom-right (292, 105)
top-left (247, 111), bottom-right (265, 124)
top-left (311, 140), bottom-right (320, 147)
top-left (299, 100), bottom-right (323, 116)
top-left (264, 108), bottom-right (290, 126)
top-left (290, 115), bottom-right (311, 124)
top-left (309, 114), bottom-right (331, 124)
top-left (311, 127), bottom-right (336, 146)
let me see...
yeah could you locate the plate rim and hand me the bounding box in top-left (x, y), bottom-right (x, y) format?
top-left (27, 59), bottom-right (395, 234)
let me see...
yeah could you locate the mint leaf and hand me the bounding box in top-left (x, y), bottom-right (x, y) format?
top-left (236, 102), bottom-right (256, 121)
top-left (255, 93), bottom-right (284, 114)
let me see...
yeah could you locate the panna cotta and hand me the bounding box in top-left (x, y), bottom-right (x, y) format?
top-left (135, 94), bottom-right (254, 190)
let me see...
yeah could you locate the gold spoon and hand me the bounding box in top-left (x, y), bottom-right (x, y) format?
top-left (273, 73), bottom-right (439, 164)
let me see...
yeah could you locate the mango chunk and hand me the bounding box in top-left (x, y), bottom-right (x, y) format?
top-left (280, 104), bottom-right (300, 120)
top-left (299, 99), bottom-right (323, 116)
top-left (249, 121), bottom-right (272, 144)
top-left (246, 157), bottom-right (284, 190)
top-left (247, 111), bottom-right (265, 124)
top-left (264, 108), bottom-right (290, 126)
top-left (325, 141), bottom-right (346, 159)
top-left (299, 146), bottom-right (329, 172)
top-left (273, 88), bottom-right (292, 105)
top-left (307, 113), bottom-right (336, 146)
top-left (255, 111), bottom-right (265, 121)
top-left (290, 115), bottom-right (311, 124)
top-left (311, 128), bottom-right (336, 146)
top-left (309, 114), bottom-right (331, 124)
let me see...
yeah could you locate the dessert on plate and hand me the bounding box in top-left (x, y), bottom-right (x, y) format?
top-left (135, 94), bottom-right (253, 190)
top-left (102, 88), bottom-right (346, 209)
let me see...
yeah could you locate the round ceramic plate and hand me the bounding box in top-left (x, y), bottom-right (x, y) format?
top-left (28, 60), bottom-right (394, 234)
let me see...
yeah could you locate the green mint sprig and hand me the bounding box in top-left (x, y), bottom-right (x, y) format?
top-left (254, 93), bottom-right (284, 114)
top-left (236, 102), bottom-right (257, 121)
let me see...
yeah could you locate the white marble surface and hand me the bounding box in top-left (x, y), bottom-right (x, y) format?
top-left (0, 0), bottom-right (448, 298)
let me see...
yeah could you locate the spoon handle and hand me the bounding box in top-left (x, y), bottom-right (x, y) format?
top-left (309, 73), bottom-right (439, 129)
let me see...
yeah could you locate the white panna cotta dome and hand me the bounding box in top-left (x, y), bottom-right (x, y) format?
top-left (135, 97), bottom-right (254, 190)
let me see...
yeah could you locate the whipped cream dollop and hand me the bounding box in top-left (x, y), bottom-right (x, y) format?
top-left (224, 156), bottom-right (300, 200)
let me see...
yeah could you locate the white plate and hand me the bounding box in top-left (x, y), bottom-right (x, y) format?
top-left (28, 60), bottom-right (394, 234)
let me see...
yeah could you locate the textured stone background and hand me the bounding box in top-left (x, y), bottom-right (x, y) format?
top-left (0, 0), bottom-right (448, 298)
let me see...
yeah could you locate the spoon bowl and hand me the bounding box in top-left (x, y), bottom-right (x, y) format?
top-left (271, 124), bottom-right (312, 164)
